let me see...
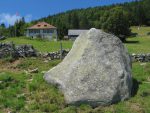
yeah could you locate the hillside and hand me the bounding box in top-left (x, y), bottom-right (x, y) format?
top-left (3, 0), bottom-right (150, 40)
top-left (33, 0), bottom-right (150, 38)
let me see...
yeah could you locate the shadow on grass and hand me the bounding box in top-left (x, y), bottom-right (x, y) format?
top-left (131, 78), bottom-right (142, 97)
top-left (124, 40), bottom-right (139, 44)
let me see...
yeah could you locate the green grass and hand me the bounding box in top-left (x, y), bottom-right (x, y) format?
top-left (0, 26), bottom-right (150, 113)
top-left (1, 37), bottom-right (73, 52)
top-left (1, 27), bottom-right (150, 54)
top-left (131, 26), bottom-right (150, 36)
top-left (0, 59), bottom-right (65, 113)
top-left (0, 58), bottom-right (150, 113)
top-left (125, 26), bottom-right (150, 54)
top-left (125, 36), bottom-right (150, 54)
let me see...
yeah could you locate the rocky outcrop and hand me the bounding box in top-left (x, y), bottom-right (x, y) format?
top-left (44, 28), bottom-right (132, 107)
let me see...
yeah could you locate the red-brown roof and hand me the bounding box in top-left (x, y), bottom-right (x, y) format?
top-left (27, 22), bottom-right (56, 29)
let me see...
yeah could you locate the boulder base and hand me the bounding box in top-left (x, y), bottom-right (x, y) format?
top-left (44, 28), bottom-right (132, 107)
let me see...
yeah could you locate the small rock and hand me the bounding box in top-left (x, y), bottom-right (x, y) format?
top-left (41, 71), bottom-right (46, 74)
top-left (44, 60), bottom-right (49, 63)
top-left (24, 70), bottom-right (30, 75)
top-left (27, 79), bottom-right (33, 82)
top-left (28, 68), bottom-right (39, 73)
top-left (140, 63), bottom-right (147, 66)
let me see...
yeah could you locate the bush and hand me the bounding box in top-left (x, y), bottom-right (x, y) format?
top-left (101, 7), bottom-right (131, 42)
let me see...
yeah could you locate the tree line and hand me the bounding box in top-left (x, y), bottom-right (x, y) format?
top-left (35, 0), bottom-right (150, 41)
top-left (0, 0), bottom-right (150, 41)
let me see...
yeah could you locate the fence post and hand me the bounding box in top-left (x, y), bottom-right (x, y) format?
top-left (60, 41), bottom-right (63, 60)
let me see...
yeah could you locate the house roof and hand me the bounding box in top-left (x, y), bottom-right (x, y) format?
top-left (27, 22), bottom-right (56, 29)
top-left (68, 29), bottom-right (89, 36)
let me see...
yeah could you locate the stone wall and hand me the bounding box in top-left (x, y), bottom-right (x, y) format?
top-left (1, 42), bottom-right (150, 63)
top-left (0, 42), bottom-right (69, 60)
top-left (42, 52), bottom-right (150, 63)
top-left (131, 53), bottom-right (150, 62)
top-left (0, 43), bottom-right (37, 59)
top-left (0, 43), bottom-right (17, 58)
top-left (40, 50), bottom-right (69, 60)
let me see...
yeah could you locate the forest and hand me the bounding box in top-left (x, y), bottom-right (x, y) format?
top-left (0, 0), bottom-right (150, 41)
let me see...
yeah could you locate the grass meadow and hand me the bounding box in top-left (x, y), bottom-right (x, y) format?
top-left (0, 26), bottom-right (150, 113)
top-left (1, 37), bottom-right (73, 52)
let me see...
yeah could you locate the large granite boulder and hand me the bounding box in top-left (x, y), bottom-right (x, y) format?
top-left (44, 28), bottom-right (132, 107)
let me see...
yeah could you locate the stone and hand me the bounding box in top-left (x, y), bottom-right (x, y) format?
top-left (44, 28), bottom-right (132, 107)
top-left (0, 36), bottom-right (6, 40)
top-left (0, 42), bottom-right (17, 59)
top-left (0, 43), bottom-right (37, 59)
top-left (28, 68), bottom-right (39, 73)
top-left (16, 45), bottom-right (37, 57)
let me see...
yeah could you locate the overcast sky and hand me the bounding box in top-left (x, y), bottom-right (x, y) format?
top-left (0, 0), bottom-right (134, 26)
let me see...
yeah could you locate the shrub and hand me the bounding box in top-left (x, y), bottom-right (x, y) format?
top-left (101, 7), bottom-right (131, 42)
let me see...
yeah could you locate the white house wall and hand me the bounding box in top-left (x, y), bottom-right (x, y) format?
top-left (26, 29), bottom-right (58, 40)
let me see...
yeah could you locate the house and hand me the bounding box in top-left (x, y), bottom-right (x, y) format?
top-left (26, 22), bottom-right (58, 40)
top-left (68, 29), bottom-right (89, 40)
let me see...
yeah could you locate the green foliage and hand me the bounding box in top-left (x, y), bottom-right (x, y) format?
top-left (101, 7), bottom-right (131, 41)
top-left (1, 0), bottom-right (149, 39)
top-left (14, 17), bottom-right (26, 37)
top-left (0, 23), bottom-right (10, 37)
top-left (2, 17), bottom-right (26, 37)
top-left (33, 0), bottom-right (149, 39)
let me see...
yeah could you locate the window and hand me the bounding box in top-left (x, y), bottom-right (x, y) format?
top-left (29, 29), bottom-right (33, 33)
top-left (47, 29), bottom-right (50, 33)
top-left (43, 29), bottom-right (54, 34)
top-left (34, 30), bottom-right (40, 33)
top-left (29, 29), bottom-right (40, 34)
top-left (43, 29), bottom-right (47, 33)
